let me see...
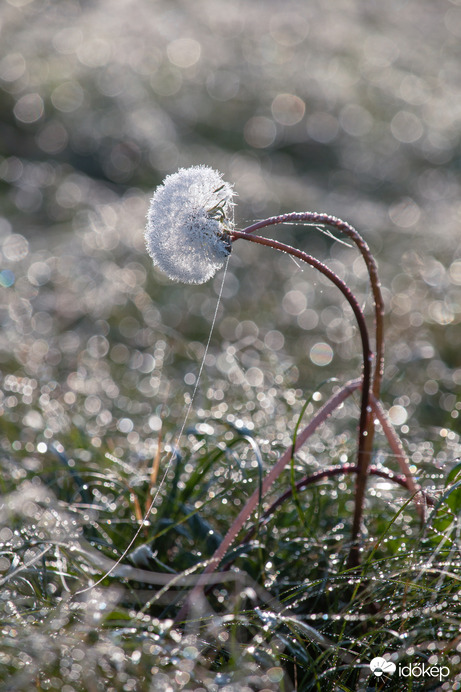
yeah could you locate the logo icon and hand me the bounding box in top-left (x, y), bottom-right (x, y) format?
top-left (370, 657), bottom-right (397, 677)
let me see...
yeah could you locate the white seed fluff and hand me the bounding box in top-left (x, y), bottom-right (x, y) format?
top-left (145, 165), bottom-right (234, 284)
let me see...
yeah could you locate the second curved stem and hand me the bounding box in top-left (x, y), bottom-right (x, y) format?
top-left (232, 229), bottom-right (372, 564)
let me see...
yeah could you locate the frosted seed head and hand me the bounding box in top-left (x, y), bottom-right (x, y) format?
top-left (145, 165), bottom-right (235, 284)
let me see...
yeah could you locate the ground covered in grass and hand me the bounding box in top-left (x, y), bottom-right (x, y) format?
top-left (1, 0), bottom-right (461, 689)
top-left (2, 401), bottom-right (461, 690)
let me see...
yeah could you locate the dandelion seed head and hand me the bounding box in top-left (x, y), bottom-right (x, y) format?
top-left (145, 165), bottom-right (235, 284)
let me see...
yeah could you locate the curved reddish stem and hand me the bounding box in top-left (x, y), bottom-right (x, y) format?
top-left (231, 227), bottom-right (373, 563)
top-left (239, 211), bottom-right (384, 398)
top-left (234, 213), bottom-right (384, 564)
top-left (230, 229), bottom-right (371, 456)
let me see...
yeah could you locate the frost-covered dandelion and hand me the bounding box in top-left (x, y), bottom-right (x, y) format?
top-left (145, 165), bottom-right (234, 284)
top-left (145, 165), bottom-right (423, 591)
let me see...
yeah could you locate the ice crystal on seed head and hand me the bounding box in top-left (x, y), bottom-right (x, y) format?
top-left (145, 165), bottom-right (234, 284)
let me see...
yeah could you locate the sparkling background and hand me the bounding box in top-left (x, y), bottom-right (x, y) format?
top-left (1, 0), bottom-right (461, 469)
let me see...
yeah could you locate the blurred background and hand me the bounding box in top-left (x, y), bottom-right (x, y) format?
top-left (1, 0), bottom-right (461, 466)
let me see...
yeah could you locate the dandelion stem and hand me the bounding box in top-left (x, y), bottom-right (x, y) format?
top-left (231, 229), bottom-right (372, 566)
top-left (240, 211), bottom-right (384, 396)
top-left (235, 214), bottom-right (384, 566)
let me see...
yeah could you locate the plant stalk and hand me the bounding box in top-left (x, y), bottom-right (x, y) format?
top-left (236, 214), bottom-right (384, 565)
top-left (232, 228), bottom-right (373, 565)
top-left (240, 212), bottom-right (384, 396)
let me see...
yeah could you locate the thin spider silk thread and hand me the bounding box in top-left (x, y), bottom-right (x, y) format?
top-left (74, 257), bottom-right (230, 595)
